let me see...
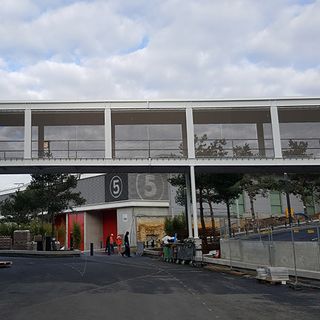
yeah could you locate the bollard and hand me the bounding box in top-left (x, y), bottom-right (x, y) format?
top-left (90, 243), bottom-right (94, 256)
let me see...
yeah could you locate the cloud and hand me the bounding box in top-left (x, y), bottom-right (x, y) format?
top-left (0, 0), bottom-right (319, 189)
top-left (0, 0), bottom-right (318, 101)
top-left (249, 0), bottom-right (320, 68)
top-left (0, 1), bottom-right (145, 65)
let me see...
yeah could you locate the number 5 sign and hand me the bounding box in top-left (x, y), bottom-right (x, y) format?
top-left (105, 173), bottom-right (128, 202)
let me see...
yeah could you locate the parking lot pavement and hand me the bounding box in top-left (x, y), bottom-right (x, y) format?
top-left (0, 254), bottom-right (319, 320)
top-left (241, 223), bottom-right (320, 241)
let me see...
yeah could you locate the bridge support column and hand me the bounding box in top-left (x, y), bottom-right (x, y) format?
top-left (185, 172), bottom-right (193, 238)
top-left (190, 165), bottom-right (202, 263)
top-left (24, 107), bottom-right (32, 159)
top-left (190, 165), bottom-right (198, 239)
top-left (105, 107), bottom-right (112, 158)
top-left (270, 103), bottom-right (282, 158)
top-left (186, 107), bottom-right (195, 159)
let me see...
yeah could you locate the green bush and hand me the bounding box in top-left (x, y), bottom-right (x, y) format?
top-left (0, 222), bottom-right (19, 237)
top-left (164, 214), bottom-right (187, 239)
top-left (164, 217), bottom-right (174, 236)
top-left (28, 219), bottom-right (52, 237)
top-left (72, 222), bottom-right (81, 249)
top-left (0, 219), bottom-right (53, 238)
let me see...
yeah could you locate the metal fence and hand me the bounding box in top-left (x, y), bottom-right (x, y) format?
top-left (220, 223), bottom-right (320, 281)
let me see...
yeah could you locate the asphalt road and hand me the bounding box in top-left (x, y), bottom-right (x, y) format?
top-left (240, 223), bottom-right (320, 242)
top-left (0, 254), bottom-right (319, 320)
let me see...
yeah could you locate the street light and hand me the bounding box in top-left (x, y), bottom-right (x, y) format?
top-left (283, 173), bottom-right (292, 225)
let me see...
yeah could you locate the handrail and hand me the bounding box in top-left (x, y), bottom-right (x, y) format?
top-left (1, 137), bottom-right (319, 160)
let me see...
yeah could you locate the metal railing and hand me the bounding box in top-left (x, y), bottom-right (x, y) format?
top-left (32, 139), bottom-right (105, 159)
top-left (194, 138), bottom-right (275, 158)
top-left (114, 139), bottom-right (186, 159)
top-left (0, 140), bottom-right (24, 159)
top-left (1, 137), bottom-right (320, 160)
top-left (281, 138), bottom-right (320, 158)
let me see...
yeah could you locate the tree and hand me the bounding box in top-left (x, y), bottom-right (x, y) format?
top-left (164, 214), bottom-right (187, 239)
top-left (289, 174), bottom-right (320, 215)
top-left (283, 139), bottom-right (309, 157)
top-left (168, 174), bottom-right (209, 244)
top-left (194, 134), bottom-right (228, 157)
top-left (26, 174), bottom-right (86, 237)
top-left (0, 189), bottom-right (38, 225)
top-left (267, 173), bottom-right (320, 216)
top-left (209, 174), bottom-right (244, 238)
top-left (240, 174), bottom-right (268, 220)
top-left (233, 143), bottom-right (254, 157)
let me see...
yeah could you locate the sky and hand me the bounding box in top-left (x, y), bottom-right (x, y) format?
top-left (0, 0), bottom-right (320, 190)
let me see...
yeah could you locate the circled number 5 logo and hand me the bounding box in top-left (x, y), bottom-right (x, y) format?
top-left (110, 176), bottom-right (123, 198)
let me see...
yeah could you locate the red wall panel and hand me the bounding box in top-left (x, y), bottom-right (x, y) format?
top-left (68, 212), bottom-right (84, 251)
top-left (102, 209), bottom-right (117, 247)
top-left (54, 214), bottom-right (66, 246)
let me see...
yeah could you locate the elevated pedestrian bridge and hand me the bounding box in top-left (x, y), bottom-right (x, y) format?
top-left (0, 97), bottom-right (320, 174)
top-left (2, 97), bottom-right (320, 239)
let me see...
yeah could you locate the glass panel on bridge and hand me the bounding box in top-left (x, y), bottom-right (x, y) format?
top-left (0, 111), bottom-right (24, 159)
top-left (112, 110), bottom-right (186, 159)
top-left (278, 107), bottom-right (320, 158)
top-left (31, 111), bottom-right (104, 159)
top-left (193, 108), bottom-right (274, 158)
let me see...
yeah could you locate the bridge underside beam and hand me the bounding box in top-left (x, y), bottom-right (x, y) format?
top-left (1, 164), bottom-right (320, 175)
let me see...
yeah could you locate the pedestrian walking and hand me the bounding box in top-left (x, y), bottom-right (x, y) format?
top-left (116, 235), bottom-right (122, 255)
top-left (122, 231), bottom-right (130, 257)
top-left (105, 235), bottom-right (111, 255)
top-left (110, 233), bottom-right (115, 254)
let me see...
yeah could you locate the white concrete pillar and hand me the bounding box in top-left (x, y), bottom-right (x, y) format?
top-left (270, 103), bottom-right (282, 158)
top-left (186, 108), bottom-right (195, 159)
top-left (104, 107), bottom-right (112, 158)
top-left (190, 165), bottom-right (199, 238)
top-left (185, 172), bottom-right (193, 238)
top-left (24, 107), bottom-right (32, 159)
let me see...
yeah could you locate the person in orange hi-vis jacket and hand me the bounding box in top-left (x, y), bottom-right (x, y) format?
top-left (116, 235), bottom-right (122, 255)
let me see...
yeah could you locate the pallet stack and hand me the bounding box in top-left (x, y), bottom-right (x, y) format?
top-left (0, 236), bottom-right (12, 250)
top-left (266, 267), bottom-right (289, 284)
top-left (13, 230), bottom-right (31, 250)
top-left (256, 266), bottom-right (289, 284)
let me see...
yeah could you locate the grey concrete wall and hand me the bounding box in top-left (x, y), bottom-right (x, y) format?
top-left (117, 207), bottom-right (135, 245)
top-left (220, 239), bottom-right (320, 272)
top-left (85, 211), bottom-right (103, 251)
top-left (129, 173), bottom-right (169, 201)
top-left (74, 173), bottom-right (169, 206)
top-left (134, 207), bottom-right (169, 218)
top-left (75, 174), bottom-right (105, 205)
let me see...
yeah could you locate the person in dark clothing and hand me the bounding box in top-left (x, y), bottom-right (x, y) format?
top-left (105, 235), bottom-right (111, 255)
top-left (122, 231), bottom-right (130, 257)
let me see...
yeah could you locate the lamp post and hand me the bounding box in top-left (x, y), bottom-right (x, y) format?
top-left (283, 173), bottom-right (292, 225)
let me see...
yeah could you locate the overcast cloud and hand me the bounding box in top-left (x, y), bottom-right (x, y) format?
top-left (0, 0), bottom-right (320, 189)
top-left (0, 0), bottom-right (319, 100)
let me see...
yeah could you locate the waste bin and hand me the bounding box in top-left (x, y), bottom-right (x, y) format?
top-left (34, 235), bottom-right (43, 251)
top-left (45, 236), bottom-right (52, 251)
top-left (36, 240), bottom-right (43, 251)
top-left (163, 244), bottom-right (175, 262)
top-left (176, 241), bottom-right (195, 262)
